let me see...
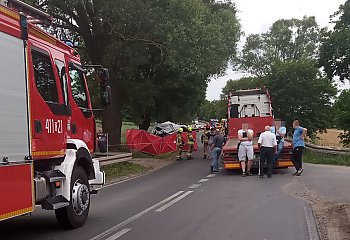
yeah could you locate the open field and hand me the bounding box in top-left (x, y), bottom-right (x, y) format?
top-left (314, 129), bottom-right (344, 147)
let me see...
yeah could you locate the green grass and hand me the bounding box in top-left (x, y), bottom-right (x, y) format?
top-left (101, 161), bottom-right (149, 182)
top-left (303, 150), bottom-right (350, 166)
top-left (121, 121), bottom-right (138, 144)
top-left (132, 151), bottom-right (176, 159)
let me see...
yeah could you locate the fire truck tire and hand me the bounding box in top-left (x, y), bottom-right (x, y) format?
top-left (55, 166), bottom-right (90, 229)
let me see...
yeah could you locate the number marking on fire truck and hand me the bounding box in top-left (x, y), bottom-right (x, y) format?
top-left (45, 119), bottom-right (63, 134)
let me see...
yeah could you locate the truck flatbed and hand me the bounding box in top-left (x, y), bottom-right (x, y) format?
top-left (222, 137), bottom-right (294, 169)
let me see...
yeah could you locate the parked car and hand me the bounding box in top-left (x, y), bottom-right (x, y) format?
top-left (152, 121), bottom-right (188, 137)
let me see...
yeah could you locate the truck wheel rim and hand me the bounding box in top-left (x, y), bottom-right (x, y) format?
top-left (72, 180), bottom-right (90, 215)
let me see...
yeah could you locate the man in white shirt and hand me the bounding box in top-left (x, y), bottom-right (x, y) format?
top-left (238, 123), bottom-right (254, 177)
top-left (258, 126), bottom-right (277, 178)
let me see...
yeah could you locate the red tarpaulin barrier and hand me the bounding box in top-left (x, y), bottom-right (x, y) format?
top-left (126, 130), bottom-right (198, 156)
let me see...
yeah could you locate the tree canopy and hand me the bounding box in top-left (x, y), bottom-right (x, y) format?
top-left (318, 0), bottom-right (350, 145)
top-left (266, 59), bottom-right (337, 136)
top-left (333, 90), bottom-right (350, 146)
top-left (24, 0), bottom-right (241, 145)
top-left (240, 16), bottom-right (322, 77)
top-left (319, 0), bottom-right (350, 81)
top-left (224, 16), bottom-right (337, 137)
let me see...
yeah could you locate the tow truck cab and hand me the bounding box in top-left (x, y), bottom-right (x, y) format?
top-left (222, 89), bottom-right (293, 170)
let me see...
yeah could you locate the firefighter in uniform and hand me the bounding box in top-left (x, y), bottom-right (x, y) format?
top-left (176, 128), bottom-right (185, 160)
top-left (201, 125), bottom-right (211, 159)
top-left (187, 127), bottom-right (195, 160)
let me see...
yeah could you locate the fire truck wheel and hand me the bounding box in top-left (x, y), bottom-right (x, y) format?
top-left (55, 166), bottom-right (90, 229)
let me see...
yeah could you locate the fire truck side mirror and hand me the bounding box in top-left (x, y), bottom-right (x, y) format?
top-left (100, 85), bottom-right (112, 107)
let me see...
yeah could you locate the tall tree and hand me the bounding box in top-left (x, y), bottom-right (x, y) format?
top-left (267, 59), bottom-right (337, 136)
top-left (319, 1), bottom-right (350, 145)
top-left (23, 0), bottom-right (241, 144)
top-left (197, 99), bottom-right (227, 121)
top-left (333, 90), bottom-right (350, 146)
top-left (224, 17), bottom-right (336, 136)
top-left (319, 0), bottom-right (350, 81)
top-left (240, 16), bottom-right (321, 77)
top-left (123, 0), bottom-right (241, 129)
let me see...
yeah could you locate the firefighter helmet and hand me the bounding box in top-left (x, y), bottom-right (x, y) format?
top-left (178, 128), bottom-right (183, 133)
top-left (188, 127), bottom-right (193, 132)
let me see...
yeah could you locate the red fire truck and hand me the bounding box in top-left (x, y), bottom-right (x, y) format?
top-left (222, 88), bottom-right (294, 170)
top-left (0, 1), bottom-right (110, 229)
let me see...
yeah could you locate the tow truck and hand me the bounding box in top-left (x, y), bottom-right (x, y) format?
top-left (222, 88), bottom-right (294, 170)
top-left (0, 0), bottom-right (110, 228)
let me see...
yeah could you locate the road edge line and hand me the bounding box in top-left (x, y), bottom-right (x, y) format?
top-left (304, 205), bottom-right (320, 240)
top-left (105, 228), bottom-right (131, 240)
top-left (89, 191), bottom-right (184, 240)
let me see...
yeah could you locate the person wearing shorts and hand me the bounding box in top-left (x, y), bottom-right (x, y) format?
top-left (238, 124), bottom-right (254, 177)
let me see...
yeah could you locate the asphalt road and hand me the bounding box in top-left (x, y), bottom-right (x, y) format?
top-left (1, 148), bottom-right (322, 240)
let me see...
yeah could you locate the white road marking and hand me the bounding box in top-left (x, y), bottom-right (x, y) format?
top-left (89, 191), bottom-right (184, 240)
top-left (304, 206), bottom-right (320, 240)
top-left (104, 174), bottom-right (146, 188)
top-left (155, 191), bottom-right (193, 212)
top-left (198, 178), bottom-right (209, 183)
top-left (105, 228), bottom-right (131, 240)
top-left (206, 174), bottom-right (216, 178)
top-left (188, 184), bottom-right (201, 189)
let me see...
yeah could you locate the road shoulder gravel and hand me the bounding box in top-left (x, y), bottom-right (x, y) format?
top-left (283, 164), bottom-right (350, 240)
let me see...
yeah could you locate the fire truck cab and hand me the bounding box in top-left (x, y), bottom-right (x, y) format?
top-left (0, 1), bottom-right (108, 229)
top-left (222, 88), bottom-right (294, 170)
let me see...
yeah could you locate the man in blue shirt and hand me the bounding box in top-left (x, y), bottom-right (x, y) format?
top-left (291, 120), bottom-right (307, 176)
top-left (270, 123), bottom-right (287, 166)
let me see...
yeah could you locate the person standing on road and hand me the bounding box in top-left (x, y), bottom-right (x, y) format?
top-left (258, 126), bottom-right (277, 178)
top-left (187, 127), bottom-right (195, 160)
top-left (291, 120), bottom-right (307, 176)
top-left (176, 128), bottom-right (185, 161)
top-left (210, 129), bottom-right (225, 172)
top-left (208, 127), bottom-right (215, 157)
top-left (201, 125), bottom-right (211, 159)
top-left (238, 124), bottom-right (254, 177)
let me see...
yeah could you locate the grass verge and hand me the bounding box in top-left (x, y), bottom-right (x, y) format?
top-left (101, 161), bottom-right (149, 183)
top-left (132, 151), bottom-right (176, 159)
top-left (303, 150), bottom-right (350, 166)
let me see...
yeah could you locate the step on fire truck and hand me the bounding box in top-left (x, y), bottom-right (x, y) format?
top-left (222, 88), bottom-right (294, 170)
top-left (0, 0), bottom-right (110, 229)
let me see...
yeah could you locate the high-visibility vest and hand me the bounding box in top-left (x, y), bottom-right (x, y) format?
top-left (202, 130), bottom-right (209, 143)
top-left (188, 132), bottom-right (195, 145)
top-left (177, 133), bottom-right (183, 146)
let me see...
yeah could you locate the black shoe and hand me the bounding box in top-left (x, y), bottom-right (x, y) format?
top-left (292, 171), bottom-right (298, 176)
top-left (213, 169), bottom-right (220, 173)
top-left (267, 175), bottom-right (272, 178)
top-left (241, 172), bottom-right (246, 177)
top-left (259, 175), bottom-right (264, 178)
top-left (210, 166), bottom-right (214, 172)
top-left (296, 168), bottom-right (303, 176)
top-left (246, 171), bottom-right (253, 176)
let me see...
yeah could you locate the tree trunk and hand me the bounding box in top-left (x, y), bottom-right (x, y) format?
top-left (102, 73), bottom-right (122, 150)
top-left (139, 114), bottom-right (151, 131)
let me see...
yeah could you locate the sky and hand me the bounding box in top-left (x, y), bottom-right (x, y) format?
top-left (206, 0), bottom-right (349, 100)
